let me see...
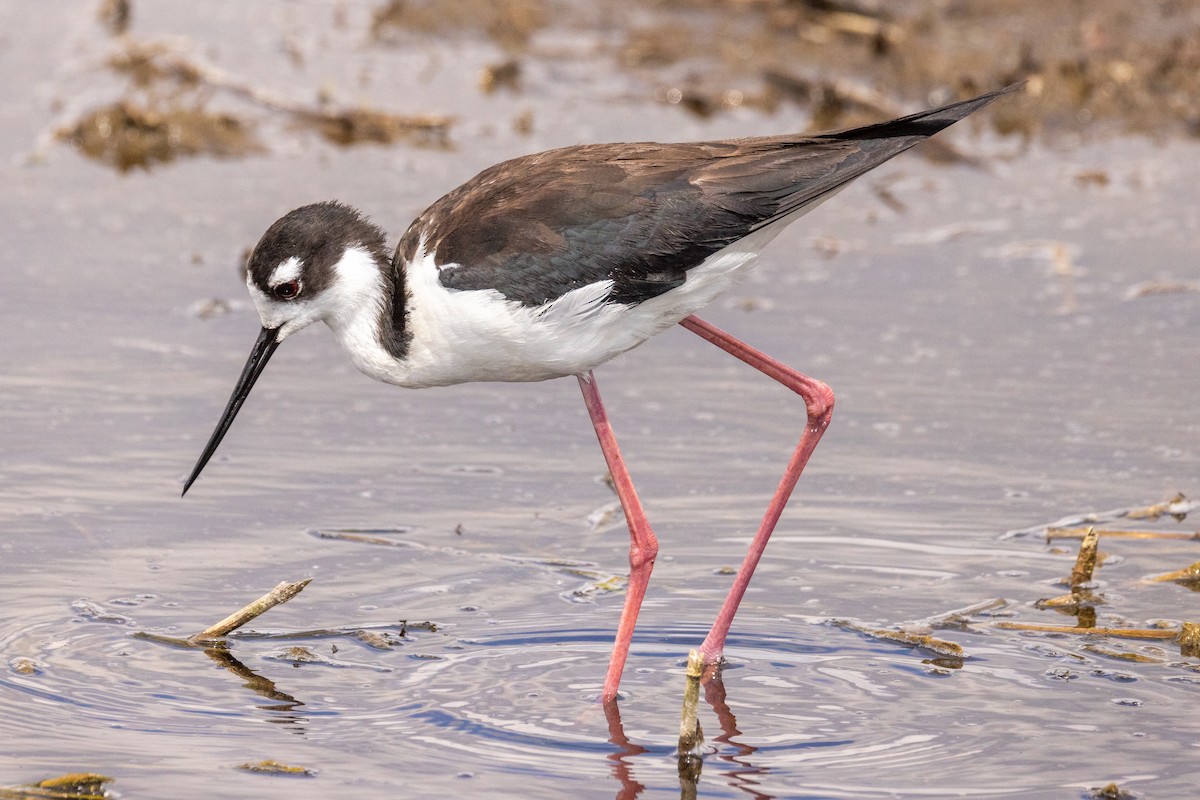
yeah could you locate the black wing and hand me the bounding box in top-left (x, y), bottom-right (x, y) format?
top-left (394, 84), bottom-right (1019, 307)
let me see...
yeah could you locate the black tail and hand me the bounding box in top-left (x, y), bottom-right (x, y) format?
top-left (826, 82), bottom-right (1024, 142)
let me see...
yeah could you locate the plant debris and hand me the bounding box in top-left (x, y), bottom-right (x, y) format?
top-left (1067, 528), bottom-right (1101, 590)
top-left (1047, 527), bottom-right (1200, 541)
top-left (1088, 781), bottom-right (1137, 799)
top-left (236, 760), bottom-right (316, 777)
top-left (830, 619), bottom-right (965, 658)
top-left (57, 40), bottom-right (452, 170)
top-left (0, 773), bottom-right (114, 800)
top-left (58, 100), bottom-right (260, 172)
top-left (1146, 561), bottom-right (1200, 587)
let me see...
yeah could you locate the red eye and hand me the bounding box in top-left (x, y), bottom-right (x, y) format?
top-left (273, 280), bottom-right (301, 300)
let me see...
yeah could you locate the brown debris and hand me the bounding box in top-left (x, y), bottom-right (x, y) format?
top-left (479, 59), bottom-right (522, 94)
top-left (1123, 493), bottom-right (1194, 522)
top-left (96, 0), bottom-right (130, 35)
top-left (237, 760), bottom-right (317, 777)
top-left (60, 40), bottom-right (453, 169)
top-left (295, 106), bottom-right (451, 148)
top-left (1034, 593), bottom-right (1098, 612)
top-left (1124, 281), bottom-right (1200, 300)
top-left (993, 621), bottom-right (1179, 640)
top-left (831, 619), bottom-right (965, 658)
top-left (113, 42), bottom-right (453, 148)
top-left (57, 100), bottom-right (260, 172)
top-left (0, 773), bottom-right (114, 800)
top-left (1068, 527), bottom-right (1100, 590)
top-left (1079, 644), bottom-right (1163, 663)
top-left (1020, 493), bottom-right (1199, 539)
top-left (370, 0), bottom-right (547, 52)
top-left (997, 619), bottom-right (1200, 659)
top-left (1146, 560), bottom-right (1200, 586)
top-left (1179, 622), bottom-right (1200, 657)
top-left (1088, 783), bottom-right (1136, 800)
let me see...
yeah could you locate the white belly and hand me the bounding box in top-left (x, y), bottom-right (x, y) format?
top-left (328, 221), bottom-right (794, 389)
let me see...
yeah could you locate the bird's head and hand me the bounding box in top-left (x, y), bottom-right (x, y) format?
top-left (245, 201), bottom-right (390, 342)
top-left (182, 201), bottom-right (389, 496)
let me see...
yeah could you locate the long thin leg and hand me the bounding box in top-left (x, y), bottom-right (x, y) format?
top-left (578, 370), bottom-right (659, 703)
top-left (678, 314), bottom-right (835, 663)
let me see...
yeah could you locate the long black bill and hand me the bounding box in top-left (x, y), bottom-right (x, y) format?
top-left (182, 326), bottom-right (282, 496)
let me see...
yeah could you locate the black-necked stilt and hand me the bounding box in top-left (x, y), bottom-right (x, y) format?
top-left (184, 84), bottom-right (1019, 702)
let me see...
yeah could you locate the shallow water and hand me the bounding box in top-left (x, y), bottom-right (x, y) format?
top-left (2, 3), bottom-right (1199, 798)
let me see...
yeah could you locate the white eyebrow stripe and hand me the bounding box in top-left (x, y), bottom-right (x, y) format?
top-left (268, 256), bottom-right (303, 286)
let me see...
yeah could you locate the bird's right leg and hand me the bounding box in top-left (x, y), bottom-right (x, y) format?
top-left (578, 370), bottom-right (659, 704)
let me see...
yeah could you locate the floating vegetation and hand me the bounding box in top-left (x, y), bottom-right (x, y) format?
top-left (994, 622), bottom-right (1179, 641)
top-left (237, 760), bottom-right (316, 777)
top-left (1001, 498), bottom-right (1200, 657)
top-left (834, 494), bottom-right (1198, 670)
top-left (0, 773), bottom-right (114, 800)
top-left (1079, 644), bottom-right (1164, 664)
top-left (1088, 781), bottom-right (1137, 799)
top-left (830, 619), bottom-right (966, 659)
top-left (8, 657), bottom-right (42, 676)
top-left (69, 599), bottom-right (132, 625)
top-left (1036, 527), bottom-right (1104, 611)
top-left (1146, 561), bottom-right (1200, 587)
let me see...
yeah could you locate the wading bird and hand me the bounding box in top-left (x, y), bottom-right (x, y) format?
top-left (184, 84), bottom-right (1019, 701)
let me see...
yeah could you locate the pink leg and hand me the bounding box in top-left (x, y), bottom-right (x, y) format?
top-left (578, 370), bottom-right (659, 703)
top-left (678, 314), bottom-right (835, 664)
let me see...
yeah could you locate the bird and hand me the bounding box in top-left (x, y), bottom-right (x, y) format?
top-left (183, 83), bottom-right (1020, 703)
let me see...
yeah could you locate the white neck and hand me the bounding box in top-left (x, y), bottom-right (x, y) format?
top-left (322, 246), bottom-right (399, 383)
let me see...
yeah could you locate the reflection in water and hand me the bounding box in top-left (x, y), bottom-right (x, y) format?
top-left (603, 672), bottom-right (774, 800)
top-left (604, 700), bottom-right (648, 800)
top-left (202, 646), bottom-right (307, 729)
top-left (704, 676), bottom-right (773, 800)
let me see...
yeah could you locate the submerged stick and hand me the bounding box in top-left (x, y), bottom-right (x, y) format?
top-left (677, 649), bottom-right (705, 757)
top-left (187, 579), bottom-right (312, 644)
top-left (1047, 527), bottom-right (1200, 541)
top-left (993, 621), bottom-right (1178, 640)
top-left (831, 619), bottom-right (965, 658)
top-left (921, 598), bottom-right (1008, 628)
top-left (1068, 528), bottom-right (1100, 590)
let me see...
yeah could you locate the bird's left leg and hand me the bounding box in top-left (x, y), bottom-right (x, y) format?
top-left (578, 370), bottom-right (659, 703)
top-left (677, 314), bottom-right (835, 664)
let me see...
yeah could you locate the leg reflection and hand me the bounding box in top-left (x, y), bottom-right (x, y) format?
top-left (603, 699), bottom-right (647, 800)
top-left (703, 670), bottom-right (774, 800)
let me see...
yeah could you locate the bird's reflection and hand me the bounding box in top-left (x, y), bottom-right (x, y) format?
top-left (603, 667), bottom-right (773, 800)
